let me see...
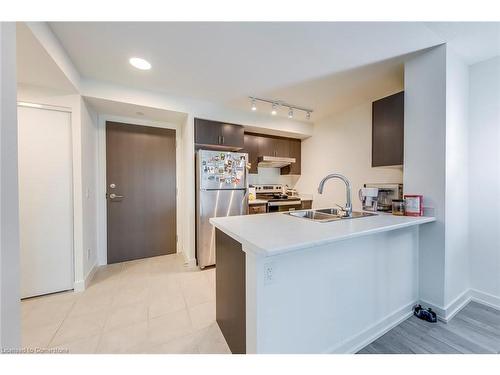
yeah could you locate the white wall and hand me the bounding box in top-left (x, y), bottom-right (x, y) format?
top-left (404, 45), bottom-right (447, 309)
top-left (0, 22), bottom-right (21, 349)
top-left (248, 168), bottom-right (299, 188)
top-left (405, 45), bottom-right (475, 316)
top-left (468, 56), bottom-right (500, 305)
top-left (81, 98), bottom-right (99, 278)
top-left (444, 50), bottom-right (470, 306)
top-left (295, 101), bottom-right (403, 210)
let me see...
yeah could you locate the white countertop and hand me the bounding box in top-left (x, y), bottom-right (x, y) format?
top-left (210, 210), bottom-right (435, 257)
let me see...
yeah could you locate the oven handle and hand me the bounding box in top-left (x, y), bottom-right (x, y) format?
top-left (267, 200), bottom-right (302, 207)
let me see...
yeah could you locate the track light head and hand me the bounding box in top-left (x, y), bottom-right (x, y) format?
top-left (251, 98), bottom-right (257, 111)
top-left (271, 103), bottom-right (277, 116)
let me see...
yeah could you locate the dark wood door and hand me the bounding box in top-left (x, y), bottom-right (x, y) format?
top-left (106, 122), bottom-right (177, 264)
top-left (372, 91), bottom-right (404, 167)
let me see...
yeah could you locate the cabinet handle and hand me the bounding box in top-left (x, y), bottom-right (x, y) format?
top-left (221, 136), bottom-right (225, 144)
top-left (218, 135), bottom-right (221, 144)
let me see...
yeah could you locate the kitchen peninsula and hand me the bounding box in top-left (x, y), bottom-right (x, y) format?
top-left (210, 211), bottom-right (435, 354)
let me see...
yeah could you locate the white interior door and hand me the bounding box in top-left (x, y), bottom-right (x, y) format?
top-left (18, 105), bottom-right (74, 298)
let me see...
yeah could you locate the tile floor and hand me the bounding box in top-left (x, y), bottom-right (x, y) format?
top-left (21, 254), bottom-right (231, 354)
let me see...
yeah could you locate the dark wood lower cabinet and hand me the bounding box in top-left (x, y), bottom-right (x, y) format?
top-left (300, 200), bottom-right (312, 210)
top-left (215, 229), bottom-right (246, 354)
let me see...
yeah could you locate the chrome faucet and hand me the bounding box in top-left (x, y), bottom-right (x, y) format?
top-left (317, 173), bottom-right (352, 217)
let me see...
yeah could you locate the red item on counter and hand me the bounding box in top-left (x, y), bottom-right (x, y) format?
top-left (404, 195), bottom-right (424, 216)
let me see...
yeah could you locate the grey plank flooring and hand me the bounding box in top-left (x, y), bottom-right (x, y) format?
top-left (358, 302), bottom-right (500, 354)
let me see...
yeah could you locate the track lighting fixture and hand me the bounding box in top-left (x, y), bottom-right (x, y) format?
top-left (249, 97), bottom-right (313, 120)
top-left (251, 98), bottom-right (257, 111)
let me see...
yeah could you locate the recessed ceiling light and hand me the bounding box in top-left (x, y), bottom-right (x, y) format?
top-left (129, 57), bottom-right (151, 70)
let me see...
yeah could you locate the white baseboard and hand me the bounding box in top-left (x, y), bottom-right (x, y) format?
top-left (73, 263), bottom-right (98, 293)
top-left (470, 289), bottom-right (500, 311)
top-left (182, 253), bottom-right (197, 268)
top-left (421, 289), bottom-right (472, 322)
top-left (326, 301), bottom-right (416, 354)
top-left (420, 288), bottom-right (500, 322)
top-left (323, 290), bottom-right (500, 353)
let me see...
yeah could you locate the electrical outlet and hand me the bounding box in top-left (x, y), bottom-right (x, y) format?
top-left (264, 262), bottom-right (276, 285)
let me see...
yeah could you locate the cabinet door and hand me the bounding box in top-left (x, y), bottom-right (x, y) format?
top-left (281, 138), bottom-right (301, 175)
top-left (372, 91), bottom-right (404, 167)
top-left (274, 137), bottom-right (290, 157)
top-left (258, 135), bottom-right (276, 157)
top-left (248, 204), bottom-right (267, 214)
top-left (221, 123), bottom-right (244, 149)
top-left (195, 118), bottom-right (222, 145)
top-left (243, 134), bottom-right (259, 174)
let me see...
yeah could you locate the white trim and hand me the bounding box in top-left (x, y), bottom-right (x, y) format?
top-left (73, 262), bottom-right (98, 293)
top-left (332, 293), bottom-right (500, 353)
top-left (470, 289), bottom-right (500, 311)
top-left (96, 114), bottom-right (182, 266)
top-left (17, 101), bottom-right (71, 113)
top-left (420, 288), bottom-right (500, 322)
top-left (420, 289), bottom-right (471, 322)
top-left (327, 301), bottom-right (416, 354)
top-left (183, 258), bottom-right (197, 268)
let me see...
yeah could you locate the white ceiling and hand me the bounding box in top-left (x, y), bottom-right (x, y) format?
top-left (34, 22), bottom-right (500, 120)
top-left (425, 22), bottom-right (500, 65)
top-left (16, 23), bottom-right (76, 94)
top-left (84, 97), bottom-right (187, 125)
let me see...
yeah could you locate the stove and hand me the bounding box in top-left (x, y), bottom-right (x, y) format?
top-left (252, 184), bottom-right (301, 212)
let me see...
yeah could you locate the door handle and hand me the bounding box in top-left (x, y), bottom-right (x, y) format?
top-left (109, 193), bottom-right (124, 199)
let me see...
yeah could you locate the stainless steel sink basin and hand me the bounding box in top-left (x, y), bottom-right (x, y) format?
top-left (287, 210), bottom-right (341, 222)
top-left (285, 208), bottom-right (377, 222)
top-left (315, 208), bottom-right (377, 219)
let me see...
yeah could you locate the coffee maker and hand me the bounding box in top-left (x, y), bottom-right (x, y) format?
top-left (359, 187), bottom-right (379, 212)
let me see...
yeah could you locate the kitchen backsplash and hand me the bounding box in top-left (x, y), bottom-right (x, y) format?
top-left (248, 167), bottom-right (300, 188)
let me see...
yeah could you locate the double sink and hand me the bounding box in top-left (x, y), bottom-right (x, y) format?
top-left (285, 208), bottom-right (376, 222)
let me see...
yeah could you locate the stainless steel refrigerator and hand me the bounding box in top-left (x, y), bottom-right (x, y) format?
top-left (196, 149), bottom-right (248, 268)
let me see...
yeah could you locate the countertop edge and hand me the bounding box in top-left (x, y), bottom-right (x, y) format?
top-left (210, 216), bottom-right (436, 257)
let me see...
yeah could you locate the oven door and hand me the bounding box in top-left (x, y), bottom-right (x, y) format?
top-left (267, 200), bottom-right (303, 212)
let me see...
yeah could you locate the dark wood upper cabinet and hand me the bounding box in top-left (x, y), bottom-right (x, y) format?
top-left (274, 137), bottom-right (290, 158)
top-left (280, 138), bottom-right (301, 175)
top-left (372, 91), bottom-right (404, 167)
top-left (244, 132), bottom-right (301, 175)
top-left (243, 133), bottom-right (259, 174)
top-left (221, 123), bottom-right (244, 149)
top-left (195, 118), bottom-right (244, 150)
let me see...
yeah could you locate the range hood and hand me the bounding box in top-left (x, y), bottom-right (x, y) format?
top-left (257, 156), bottom-right (296, 168)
